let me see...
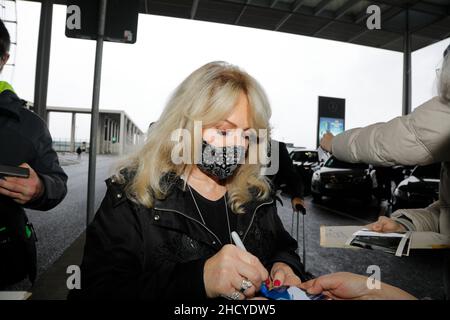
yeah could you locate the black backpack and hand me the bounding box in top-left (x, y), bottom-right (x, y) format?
top-left (0, 209), bottom-right (37, 287)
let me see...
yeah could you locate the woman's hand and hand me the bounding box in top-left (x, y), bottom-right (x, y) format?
top-left (300, 272), bottom-right (417, 300)
top-left (320, 133), bottom-right (334, 153)
top-left (291, 197), bottom-right (305, 211)
top-left (269, 262), bottom-right (302, 288)
top-left (203, 244), bottom-right (269, 300)
top-left (366, 216), bottom-right (406, 233)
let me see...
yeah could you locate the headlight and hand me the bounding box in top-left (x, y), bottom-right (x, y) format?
top-left (312, 172), bottom-right (321, 180)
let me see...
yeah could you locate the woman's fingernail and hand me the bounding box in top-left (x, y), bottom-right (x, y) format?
top-left (274, 280), bottom-right (281, 287)
top-left (265, 279), bottom-right (271, 286)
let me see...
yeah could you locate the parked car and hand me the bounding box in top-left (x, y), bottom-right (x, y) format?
top-left (392, 162), bottom-right (441, 210)
top-left (372, 165), bottom-right (414, 202)
top-left (289, 149), bottom-right (321, 196)
top-left (311, 156), bottom-right (376, 203)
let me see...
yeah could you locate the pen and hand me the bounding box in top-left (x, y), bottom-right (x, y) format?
top-left (233, 231), bottom-right (274, 293)
top-left (231, 231), bottom-right (247, 251)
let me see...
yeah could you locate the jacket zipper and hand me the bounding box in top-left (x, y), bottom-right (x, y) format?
top-left (242, 199), bottom-right (274, 242)
top-left (153, 207), bottom-right (224, 246)
top-left (155, 198), bottom-right (275, 247)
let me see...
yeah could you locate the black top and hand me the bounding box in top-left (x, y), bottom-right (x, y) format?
top-left (189, 186), bottom-right (237, 246)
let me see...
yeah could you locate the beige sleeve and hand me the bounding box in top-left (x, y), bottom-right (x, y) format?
top-left (391, 201), bottom-right (441, 233)
top-left (331, 97), bottom-right (450, 166)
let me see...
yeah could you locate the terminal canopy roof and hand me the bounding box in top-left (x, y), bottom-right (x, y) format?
top-left (39, 0), bottom-right (450, 52)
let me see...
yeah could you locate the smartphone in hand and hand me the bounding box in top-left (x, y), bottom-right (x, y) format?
top-left (0, 165), bottom-right (30, 179)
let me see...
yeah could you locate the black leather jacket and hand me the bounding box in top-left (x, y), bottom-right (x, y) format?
top-left (0, 89), bottom-right (68, 214)
top-left (0, 89), bottom-right (67, 286)
top-left (70, 174), bottom-right (305, 300)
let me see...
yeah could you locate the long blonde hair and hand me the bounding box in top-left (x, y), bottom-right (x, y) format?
top-left (115, 61), bottom-right (273, 214)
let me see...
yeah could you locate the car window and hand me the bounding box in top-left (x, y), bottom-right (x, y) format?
top-left (324, 157), bottom-right (368, 169)
top-left (411, 163), bottom-right (441, 179)
top-left (291, 151), bottom-right (319, 162)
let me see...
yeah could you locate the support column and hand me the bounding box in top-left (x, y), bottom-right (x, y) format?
top-left (87, 0), bottom-right (108, 226)
top-left (70, 112), bottom-right (76, 152)
top-left (34, 1), bottom-right (53, 122)
top-left (114, 121), bottom-right (118, 153)
top-left (97, 114), bottom-right (104, 154)
top-left (106, 118), bottom-right (111, 153)
top-left (46, 111), bottom-right (51, 128)
top-left (111, 121), bottom-right (116, 153)
top-left (108, 118), bottom-right (113, 153)
top-left (119, 112), bottom-right (125, 155)
top-left (126, 119), bottom-right (130, 145)
top-left (402, 8), bottom-right (411, 115)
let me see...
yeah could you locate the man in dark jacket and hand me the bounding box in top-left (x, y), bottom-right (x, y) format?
top-left (0, 19), bottom-right (68, 287)
top-left (268, 140), bottom-right (305, 209)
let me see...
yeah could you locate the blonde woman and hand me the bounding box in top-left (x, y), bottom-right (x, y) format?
top-left (70, 62), bottom-right (305, 300)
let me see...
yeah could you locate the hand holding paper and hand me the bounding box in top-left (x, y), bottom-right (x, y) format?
top-left (366, 216), bottom-right (407, 233)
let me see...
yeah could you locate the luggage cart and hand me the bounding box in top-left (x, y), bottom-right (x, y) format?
top-left (291, 204), bottom-right (307, 269)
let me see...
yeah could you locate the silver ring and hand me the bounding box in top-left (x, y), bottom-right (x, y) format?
top-left (239, 279), bottom-right (253, 293)
top-left (229, 291), bottom-right (241, 300)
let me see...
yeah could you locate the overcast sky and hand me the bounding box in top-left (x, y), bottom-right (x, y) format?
top-left (1, 1), bottom-right (448, 149)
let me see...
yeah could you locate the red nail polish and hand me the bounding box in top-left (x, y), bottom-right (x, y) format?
top-left (265, 279), bottom-right (270, 286)
top-left (274, 280), bottom-right (281, 287)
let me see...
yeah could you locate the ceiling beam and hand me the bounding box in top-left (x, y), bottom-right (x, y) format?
top-left (411, 1), bottom-right (449, 16)
top-left (379, 35), bottom-right (403, 49)
top-left (349, 5), bottom-right (405, 43)
top-left (191, 0), bottom-right (199, 19)
top-left (380, 7), bottom-right (450, 49)
top-left (312, 0), bottom-right (360, 36)
top-left (235, 0), bottom-right (251, 25)
top-left (207, 0), bottom-right (437, 41)
top-left (336, 0), bottom-right (361, 19)
top-left (274, 0), bottom-right (307, 31)
top-left (359, 0), bottom-right (445, 17)
top-left (314, 0), bottom-right (329, 16)
top-left (270, 0), bottom-right (279, 9)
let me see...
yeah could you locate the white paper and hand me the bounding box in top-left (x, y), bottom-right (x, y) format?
top-left (0, 291), bottom-right (32, 300)
top-left (320, 226), bottom-right (450, 253)
top-left (319, 225), bottom-right (361, 248)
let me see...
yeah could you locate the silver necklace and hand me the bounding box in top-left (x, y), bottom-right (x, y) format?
top-left (188, 185), bottom-right (232, 244)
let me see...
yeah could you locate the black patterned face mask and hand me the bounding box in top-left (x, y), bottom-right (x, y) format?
top-left (197, 140), bottom-right (247, 180)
